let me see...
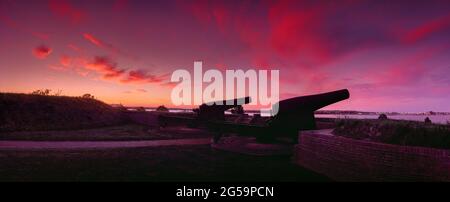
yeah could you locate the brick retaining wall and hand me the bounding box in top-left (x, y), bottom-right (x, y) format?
top-left (294, 130), bottom-right (450, 181)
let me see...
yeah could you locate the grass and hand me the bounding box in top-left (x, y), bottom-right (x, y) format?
top-left (333, 119), bottom-right (450, 149)
top-left (0, 93), bottom-right (127, 131)
top-left (0, 124), bottom-right (213, 141)
top-left (0, 145), bottom-right (329, 181)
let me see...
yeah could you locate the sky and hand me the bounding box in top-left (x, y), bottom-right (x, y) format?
top-left (0, 0), bottom-right (450, 112)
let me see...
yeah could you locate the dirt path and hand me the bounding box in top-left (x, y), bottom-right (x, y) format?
top-left (0, 138), bottom-right (211, 150)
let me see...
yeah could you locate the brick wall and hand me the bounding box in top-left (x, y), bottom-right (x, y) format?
top-left (294, 130), bottom-right (450, 181)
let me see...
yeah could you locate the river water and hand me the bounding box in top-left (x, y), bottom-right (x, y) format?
top-left (315, 114), bottom-right (450, 124)
top-left (135, 108), bottom-right (450, 125)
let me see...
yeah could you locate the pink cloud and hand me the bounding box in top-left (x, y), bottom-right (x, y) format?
top-left (85, 56), bottom-right (126, 79)
top-left (120, 70), bottom-right (169, 84)
top-left (48, 0), bottom-right (86, 24)
top-left (48, 65), bottom-right (68, 71)
top-left (49, 54), bottom-right (169, 85)
top-left (122, 89), bottom-right (149, 94)
top-left (32, 45), bottom-right (52, 59)
top-left (182, 0), bottom-right (247, 36)
top-left (82, 33), bottom-right (135, 59)
top-left (60, 55), bottom-right (72, 67)
top-left (214, 63), bottom-right (227, 71)
top-left (67, 44), bottom-right (81, 52)
top-left (267, 1), bottom-right (335, 64)
top-left (83, 33), bottom-right (104, 47)
top-left (234, 16), bottom-right (264, 49)
top-left (160, 81), bottom-right (178, 88)
top-left (185, 0), bottom-right (213, 25)
top-left (48, 55), bottom-right (89, 76)
top-left (402, 14), bottom-right (450, 43)
top-left (180, 0), bottom-right (345, 68)
top-left (369, 45), bottom-right (450, 86)
top-left (211, 6), bottom-right (230, 33)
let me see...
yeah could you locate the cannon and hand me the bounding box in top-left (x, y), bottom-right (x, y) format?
top-left (261, 89), bottom-right (350, 142)
top-left (197, 96), bottom-right (251, 121)
top-left (158, 97), bottom-right (251, 128)
top-left (159, 89), bottom-right (350, 144)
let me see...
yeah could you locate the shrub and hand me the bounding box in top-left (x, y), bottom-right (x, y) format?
top-left (156, 105), bottom-right (169, 112)
top-left (333, 119), bottom-right (450, 149)
top-left (82, 93), bottom-right (95, 99)
top-left (378, 114), bottom-right (388, 120)
top-left (31, 89), bottom-right (51, 96)
top-left (424, 117), bottom-right (432, 124)
top-left (54, 89), bottom-right (63, 96)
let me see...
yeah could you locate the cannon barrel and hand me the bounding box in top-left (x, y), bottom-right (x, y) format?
top-left (263, 89), bottom-right (350, 142)
top-left (275, 89), bottom-right (349, 116)
top-left (200, 96), bottom-right (251, 112)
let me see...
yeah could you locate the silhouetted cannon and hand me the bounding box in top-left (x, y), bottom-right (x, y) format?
top-left (197, 97), bottom-right (251, 121)
top-left (157, 97), bottom-right (251, 128)
top-left (204, 89), bottom-right (349, 143)
top-left (158, 89), bottom-right (350, 144)
top-left (261, 89), bottom-right (350, 142)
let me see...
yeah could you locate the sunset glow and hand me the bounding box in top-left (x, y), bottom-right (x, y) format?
top-left (1, 0), bottom-right (450, 112)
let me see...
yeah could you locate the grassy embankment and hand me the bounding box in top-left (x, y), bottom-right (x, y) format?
top-left (333, 119), bottom-right (450, 149)
top-left (0, 93), bottom-right (126, 132)
top-left (0, 93), bottom-right (214, 141)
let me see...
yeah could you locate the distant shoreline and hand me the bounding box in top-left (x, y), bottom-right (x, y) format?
top-left (120, 106), bottom-right (450, 116)
top-left (120, 106), bottom-right (450, 124)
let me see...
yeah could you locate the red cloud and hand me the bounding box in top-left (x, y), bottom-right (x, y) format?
top-left (160, 81), bottom-right (178, 88)
top-left (268, 1), bottom-right (332, 63)
top-left (83, 33), bottom-right (135, 59)
top-left (212, 6), bottom-right (229, 33)
top-left (33, 45), bottom-right (52, 59)
top-left (185, 0), bottom-right (213, 25)
top-left (83, 33), bottom-right (103, 47)
top-left (402, 14), bottom-right (450, 43)
top-left (50, 54), bottom-right (169, 85)
top-left (49, 0), bottom-right (86, 24)
top-left (121, 70), bottom-right (169, 84)
top-left (136, 89), bottom-right (147, 93)
top-left (60, 55), bottom-right (72, 67)
top-left (67, 44), bottom-right (81, 52)
top-left (180, 0), bottom-right (340, 67)
top-left (181, 0), bottom-right (233, 34)
top-left (48, 55), bottom-right (88, 75)
top-left (85, 56), bottom-right (126, 79)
